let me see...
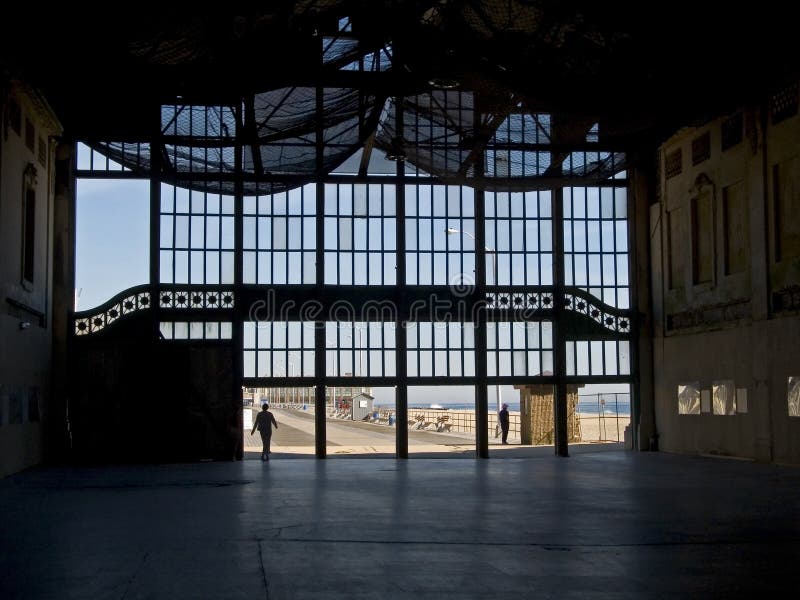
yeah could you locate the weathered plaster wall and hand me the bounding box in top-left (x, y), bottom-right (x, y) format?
top-left (652, 82), bottom-right (800, 463)
top-left (0, 81), bottom-right (62, 477)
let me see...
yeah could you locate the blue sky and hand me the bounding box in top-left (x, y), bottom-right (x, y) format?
top-left (75, 179), bottom-right (149, 310)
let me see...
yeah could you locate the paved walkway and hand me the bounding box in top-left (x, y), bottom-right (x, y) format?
top-left (244, 407), bottom-right (532, 458)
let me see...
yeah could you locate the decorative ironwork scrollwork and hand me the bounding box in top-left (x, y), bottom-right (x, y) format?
top-left (74, 286), bottom-right (234, 336)
top-left (158, 289), bottom-right (235, 309)
top-left (485, 291), bottom-right (554, 310)
top-left (484, 288), bottom-right (630, 333)
top-left (75, 290), bottom-right (151, 335)
top-left (563, 291), bottom-right (629, 332)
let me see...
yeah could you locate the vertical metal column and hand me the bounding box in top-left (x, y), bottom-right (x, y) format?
top-left (149, 104), bottom-right (162, 340)
top-left (49, 140), bottom-right (76, 460)
top-left (232, 102), bottom-right (245, 460)
top-left (314, 81), bottom-right (327, 458)
top-left (629, 170), bottom-right (642, 451)
top-left (630, 165), bottom-right (654, 452)
top-left (553, 186), bottom-right (569, 457)
top-left (473, 95), bottom-right (488, 458)
top-left (394, 95), bottom-right (408, 458)
top-left (314, 313), bottom-right (327, 458)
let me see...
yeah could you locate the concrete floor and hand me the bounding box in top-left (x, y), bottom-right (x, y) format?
top-left (1, 450), bottom-right (798, 599)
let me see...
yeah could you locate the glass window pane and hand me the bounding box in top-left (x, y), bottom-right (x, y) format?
top-left (339, 219), bottom-right (352, 250)
top-left (273, 217), bottom-right (287, 250)
top-left (566, 341), bottom-right (575, 376)
top-left (590, 341), bottom-right (604, 375)
top-left (513, 351), bottom-right (527, 375)
top-left (618, 341), bottom-right (630, 375)
top-left (203, 251), bottom-right (218, 284)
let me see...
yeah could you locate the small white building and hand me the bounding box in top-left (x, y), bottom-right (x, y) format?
top-left (351, 393), bottom-right (375, 421)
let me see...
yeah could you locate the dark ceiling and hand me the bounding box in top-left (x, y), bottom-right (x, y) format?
top-left (2, 1), bottom-right (796, 148)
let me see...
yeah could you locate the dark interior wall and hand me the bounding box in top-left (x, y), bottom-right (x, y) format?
top-left (0, 82), bottom-right (62, 477)
top-left (69, 317), bottom-right (237, 463)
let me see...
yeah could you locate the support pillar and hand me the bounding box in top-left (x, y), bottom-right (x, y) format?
top-left (554, 382), bottom-right (569, 456)
top-left (631, 160), bottom-right (656, 451)
top-left (314, 382), bottom-right (327, 458)
top-left (394, 93), bottom-right (408, 459)
top-left (48, 140), bottom-right (75, 462)
top-left (553, 184), bottom-right (568, 457)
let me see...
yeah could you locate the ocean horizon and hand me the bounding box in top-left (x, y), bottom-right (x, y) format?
top-left (376, 395), bottom-right (631, 416)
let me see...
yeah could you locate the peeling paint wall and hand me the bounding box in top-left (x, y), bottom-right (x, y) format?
top-left (653, 82), bottom-right (800, 463)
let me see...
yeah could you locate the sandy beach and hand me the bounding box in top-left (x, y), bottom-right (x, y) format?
top-left (577, 412), bottom-right (629, 443)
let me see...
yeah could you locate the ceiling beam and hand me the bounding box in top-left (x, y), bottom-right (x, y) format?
top-left (243, 94), bottom-right (264, 176)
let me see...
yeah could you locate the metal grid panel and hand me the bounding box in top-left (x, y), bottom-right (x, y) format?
top-left (484, 190), bottom-right (553, 286)
top-left (325, 322), bottom-right (396, 377)
top-left (74, 85), bottom-right (639, 457)
top-left (487, 322), bottom-right (553, 377)
top-left (244, 321), bottom-right (315, 378)
top-left (563, 186), bottom-right (630, 309)
top-left (76, 142), bottom-right (149, 173)
top-left (161, 103), bottom-right (237, 182)
top-left (159, 322), bottom-right (233, 340)
top-left (406, 322), bottom-right (476, 378)
top-left (405, 184), bottom-right (475, 286)
top-left (159, 184), bottom-right (235, 284)
top-left (243, 184), bottom-right (316, 284)
top-left (486, 112), bottom-right (552, 177)
top-left (565, 340), bottom-right (631, 376)
top-left (323, 184), bottom-right (397, 285)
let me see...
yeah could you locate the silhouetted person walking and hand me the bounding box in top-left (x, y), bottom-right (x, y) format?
top-left (499, 403), bottom-right (509, 444)
top-left (251, 403), bottom-right (278, 460)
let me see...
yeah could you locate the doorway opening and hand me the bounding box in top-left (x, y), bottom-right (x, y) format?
top-left (407, 385), bottom-right (477, 456)
top-left (242, 386), bottom-right (316, 458)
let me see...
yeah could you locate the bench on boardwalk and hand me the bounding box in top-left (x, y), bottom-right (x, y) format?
top-left (436, 415), bottom-right (453, 432)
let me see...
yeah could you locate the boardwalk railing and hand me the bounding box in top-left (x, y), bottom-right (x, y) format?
top-left (267, 396), bottom-right (630, 444)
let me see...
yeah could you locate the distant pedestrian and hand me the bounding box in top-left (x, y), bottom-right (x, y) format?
top-left (499, 403), bottom-right (510, 444)
top-left (251, 403), bottom-right (278, 460)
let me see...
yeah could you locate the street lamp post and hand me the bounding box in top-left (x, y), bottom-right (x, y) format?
top-left (276, 359), bottom-right (283, 406)
top-left (445, 227), bottom-right (502, 438)
top-left (340, 329), bottom-right (362, 417)
top-left (288, 359), bottom-right (295, 405)
top-left (326, 338), bottom-right (338, 411)
top-left (355, 324), bottom-right (363, 389)
top-left (276, 359), bottom-right (292, 407)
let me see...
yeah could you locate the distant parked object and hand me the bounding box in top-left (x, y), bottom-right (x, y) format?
top-left (351, 392), bottom-right (375, 421)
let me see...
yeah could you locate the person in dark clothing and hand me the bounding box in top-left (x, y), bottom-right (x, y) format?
top-left (251, 403), bottom-right (278, 460)
top-left (499, 403), bottom-right (510, 444)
